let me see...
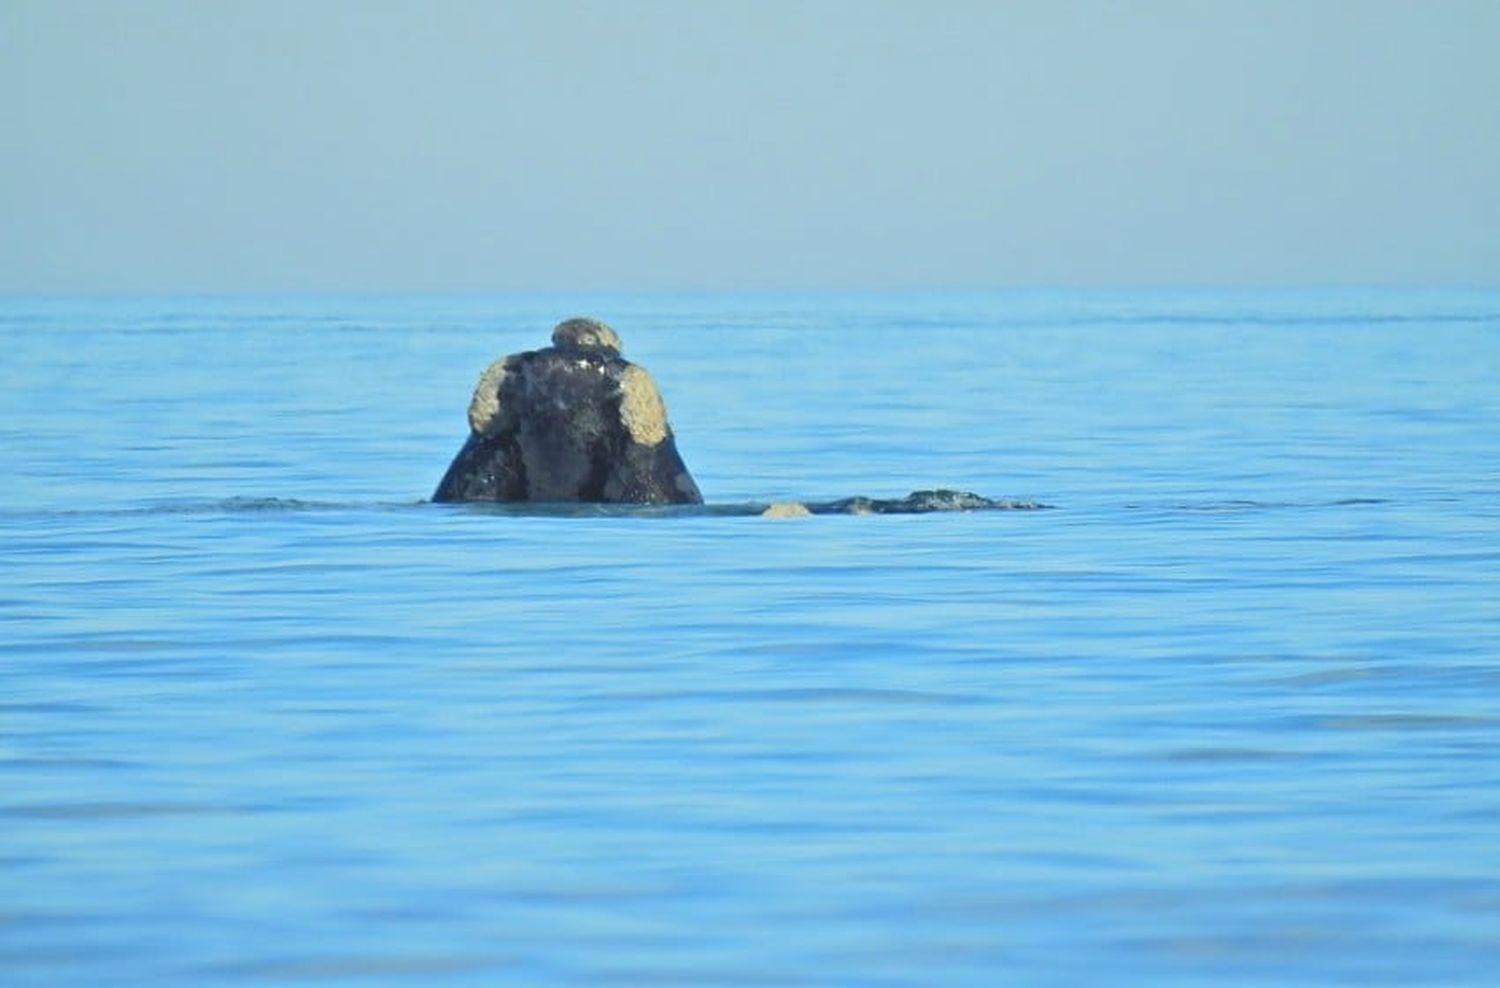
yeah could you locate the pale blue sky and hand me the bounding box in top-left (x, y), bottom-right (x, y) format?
top-left (3, 0), bottom-right (1496, 293)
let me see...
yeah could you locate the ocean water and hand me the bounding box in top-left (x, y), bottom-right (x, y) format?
top-left (3, 290), bottom-right (1499, 986)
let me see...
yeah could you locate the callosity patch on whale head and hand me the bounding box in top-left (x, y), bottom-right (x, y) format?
top-left (467, 356), bottom-right (516, 435)
top-left (551, 317), bottom-right (622, 355)
top-left (618, 364), bottom-right (668, 446)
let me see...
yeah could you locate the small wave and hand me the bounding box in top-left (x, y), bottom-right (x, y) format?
top-left (2, 801), bottom-right (240, 820)
top-left (1095, 312), bottom-right (1500, 329)
top-left (436, 491), bottom-right (1049, 517)
top-left (183, 496), bottom-right (362, 513)
top-left (582, 686), bottom-right (985, 707)
top-left (0, 498), bottom-right (749, 520)
top-left (4, 494), bottom-right (1395, 521)
top-left (1127, 497), bottom-right (1390, 514)
top-left (0, 497), bottom-right (423, 520)
top-left (3, 491), bottom-right (1048, 521)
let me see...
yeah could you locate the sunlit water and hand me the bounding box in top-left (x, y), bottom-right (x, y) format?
top-left (4, 291), bottom-right (1499, 985)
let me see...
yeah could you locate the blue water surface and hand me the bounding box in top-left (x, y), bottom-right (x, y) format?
top-left (3, 291), bottom-right (1499, 985)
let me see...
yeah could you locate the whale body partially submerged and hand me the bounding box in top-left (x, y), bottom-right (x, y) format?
top-left (771, 490), bottom-right (1042, 515)
top-left (434, 318), bottom-right (1040, 514)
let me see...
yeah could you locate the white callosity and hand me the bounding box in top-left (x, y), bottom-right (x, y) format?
top-left (617, 364), bottom-right (668, 446)
top-left (551, 317), bottom-right (622, 354)
top-left (467, 356), bottom-right (514, 435)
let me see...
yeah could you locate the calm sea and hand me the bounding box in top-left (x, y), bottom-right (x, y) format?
top-left (3, 291), bottom-right (1499, 986)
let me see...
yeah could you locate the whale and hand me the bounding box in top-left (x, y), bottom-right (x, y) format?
top-left (433, 318), bottom-right (703, 504)
top-left (434, 318), bottom-right (1040, 514)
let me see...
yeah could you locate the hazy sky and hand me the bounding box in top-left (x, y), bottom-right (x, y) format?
top-left (3, 0), bottom-right (1497, 293)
